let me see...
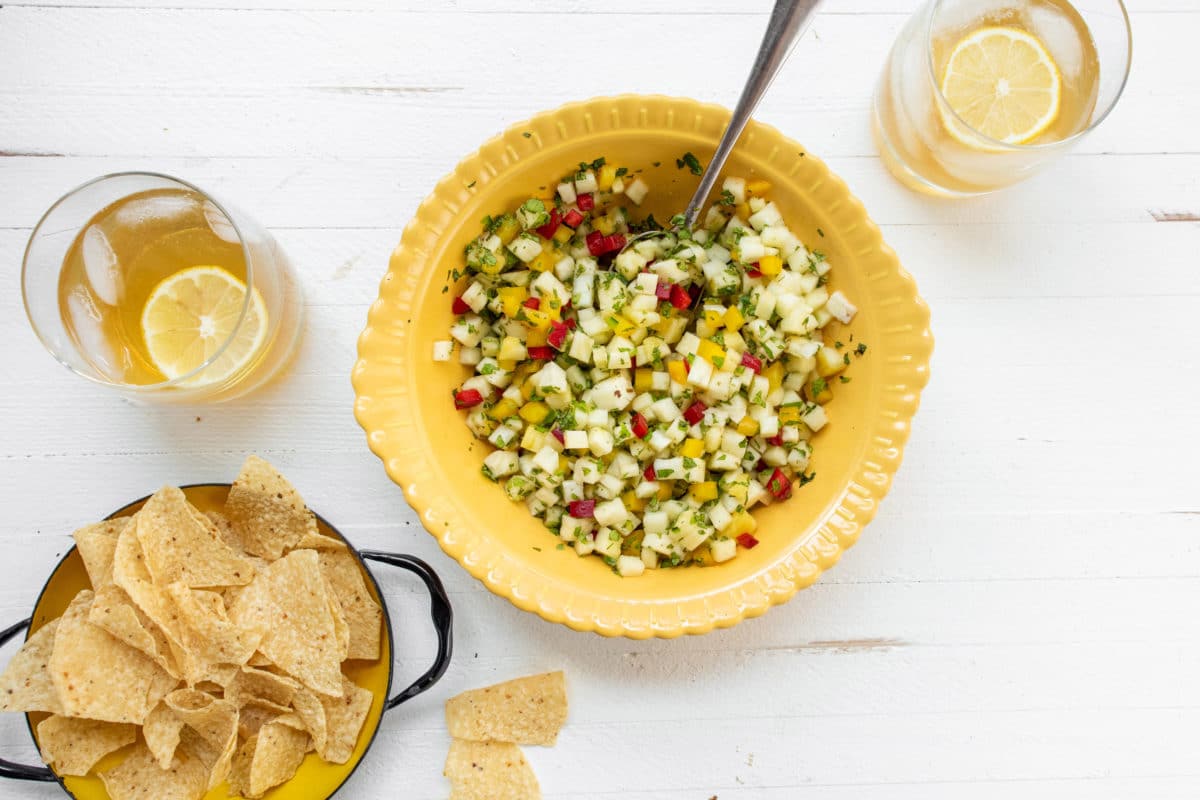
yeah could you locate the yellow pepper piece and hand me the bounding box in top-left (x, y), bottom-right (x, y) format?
top-left (696, 340), bottom-right (726, 366)
top-left (494, 216), bottom-right (521, 245)
top-left (496, 359), bottom-right (516, 372)
top-left (758, 255), bottom-right (783, 277)
top-left (679, 438), bottom-right (705, 459)
top-left (724, 305), bottom-right (745, 332)
top-left (558, 456), bottom-right (570, 473)
top-left (487, 398), bottom-right (519, 421)
top-left (656, 481), bottom-right (675, 500)
top-left (605, 313), bottom-right (636, 336)
top-left (746, 179), bottom-right (772, 196)
top-left (816, 345), bottom-right (848, 378)
top-left (634, 368), bottom-right (654, 394)
top-left (725, 479), bottom-right (749, 505)
top-left (762, 360), bottom-right (784, 392)
top-left (703, 308), bottom-right (726, 328)
top-left (529, 248), bottom-right (557, 273)
top-left (736, 416), bottom-right (759, 436)
top-left (544, 298), bottom-right (562, 321)
top-left (498, 286), bottom-right (527, 318)
top-left (727, 511), bottom-right (758, 537)
top-left (734, 202), bottom-right (750, 221)
top-left (806, 378), bottom-right (833, 404)
top-left (526, 328), bottom-right (549, 348)
top-left (689, 481), bottom-right (718, 503)
top-left (779, 404), bottom-right (805, 426)
top-left (621, 490), bottom-right (645, 513)
top-left (477, 255), bottom-right (504, 276)
top-left (553, 225), bottom-right (573, 244)
top-left (519, 401), bottom-right (550, 424)
top-left (598, 164), bottom-right (618, 191)
top-left (521, 307), bottom-right (553, 330)
top-left (520, 378), bottom-right (537, 400)
top-left (667, 360), bottom-right (689, 385)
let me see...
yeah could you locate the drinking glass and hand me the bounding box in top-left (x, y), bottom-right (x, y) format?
top-left (872, 0), bottom-right (1131, 197)
top-left (22, 173), bottom-right (303, 403)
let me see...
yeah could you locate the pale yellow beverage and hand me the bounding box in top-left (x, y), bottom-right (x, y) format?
top-left (25, 174), bottom-right (303, 401)
top-left (873, 0), bottom-right (1131, 196)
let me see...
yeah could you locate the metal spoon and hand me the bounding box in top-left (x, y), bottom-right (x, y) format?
top-left (623, 0), bottom-right (823, 256)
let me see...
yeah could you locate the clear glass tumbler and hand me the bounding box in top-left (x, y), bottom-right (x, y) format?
top-left (872, 0), bottom-right (1131, 197)
top-left (22, 173), bottom-right (303, 402)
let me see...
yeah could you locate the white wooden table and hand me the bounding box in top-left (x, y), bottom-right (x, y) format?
top-left (2, 2), bottom-right (1198, 798)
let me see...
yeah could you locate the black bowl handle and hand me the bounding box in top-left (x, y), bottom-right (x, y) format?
top-left (359, 552), bottom-right (453, 711)
top-left (0, 619), bottom-right (56, 782)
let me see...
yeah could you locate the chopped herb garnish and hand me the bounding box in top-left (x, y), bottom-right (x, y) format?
top-left (839, 375), bottom-right (852, 384)
top-left (676, 151), bottom-right (703, 175)
top-left (522, 131), bottom-right (532, 138)
top-left (855, 343), bottom-right (868, 357)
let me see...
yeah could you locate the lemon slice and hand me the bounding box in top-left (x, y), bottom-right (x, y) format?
top-left (940, 26), bottom-right (1062, 145)
top-left (141, 265), bottom-right (268, 385)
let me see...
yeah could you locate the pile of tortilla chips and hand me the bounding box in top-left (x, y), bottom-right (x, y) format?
top-left (443, 671), bottom-right (568, 799)
top-left (0, 456), bottom-right (384, 800)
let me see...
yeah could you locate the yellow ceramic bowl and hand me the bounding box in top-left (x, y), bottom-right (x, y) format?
top-left (353, 95), bottom-right (933, 639)
top-left (0, 484), bottom-right (452, 800)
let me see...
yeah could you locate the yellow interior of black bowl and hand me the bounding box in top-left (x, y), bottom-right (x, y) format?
top-left (354, 95), bottom-right (932, 637)
top-left (25, 484), bottom-right (391, 800)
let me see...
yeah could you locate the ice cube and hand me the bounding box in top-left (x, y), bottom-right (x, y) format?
top-left (113, 191), bottom-right (195, 230)
top-left (81, 225), bottom-right (123, 306)
top-left (202, 199), bottom-right (241, 244)
top-left (66, 286), bottom-right (124, 381)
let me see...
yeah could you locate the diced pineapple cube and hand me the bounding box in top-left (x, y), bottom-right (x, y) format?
top-left (757, 255), bottom-right (783, 276)
top-left (498, 287), bottom-right (527, 318)
top-left (689, 481), bottom-right (718, 502)
top-left (816, 346), bottom-right (848, 377)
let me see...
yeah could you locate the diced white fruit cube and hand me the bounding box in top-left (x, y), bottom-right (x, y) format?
top-left (432, 340), bottom-right (454, 361)
top-left (617, 555), bottom-right (645, 577)
top-left (722, 176), bottom-right (746, 204)
top-left (507, 233), bottom-right (543, 263)
top-left (557, 181), bottom-right (577, 204)
top-left (595, 529), bottom-right (622, 559)
top-left (624, 177), bottom-right (649, 206)
top-left (709, 537), bottom-right (737, 563)
top-left (483, 450), bottom-right (519, 479)
top-left (825, 290), bottom-right (857, 324)
top-left (563, 430), bottom-right (589, 450)
top-left (588, 427), bottom-right (615, 457)
top-left (594, 498), bottom-right (628, 527)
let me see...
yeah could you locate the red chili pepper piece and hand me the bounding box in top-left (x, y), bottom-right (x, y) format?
top-left (551, 428), bottom-right (565, 444)
top-left (740, 352), bottom-right (763, 373)
top-left (451, 296), bottom-right (471, 315)
top-left (585, 230), bottom-right (606, 256)
top-left (453, 388), bottom-right (484, 409)
top-left (527, 346), bottom-right (555, 360)
top-left (535, 208), bottom-right (562, 239)
top-left (631, 412), bottom-right (649, 439)
top-left (604, 233), bottom-right (626, 253)
top-left (548, 322), bottom-right (570, 350)
top-left (522, 297), bottom-right (541, 310)
top-left (643, 463), bottom-right (657, 481)
top-left (576, 193), bottom-right (595, 211)
top-left (565, 317), bottom-right (577, 330)
top-left (683, 401), bottom-right (707, 426)
top-left (766, 434), bottom-right (785, 447)
top-left (669, 284), bottom-right (692, 310)
top-left (568, 499), bottom-right (595, 518)
top-left (562, 208), bottom-right (585, 228)
top-left (766, 467), bottom-right (792, 500)
top-left (746, 263), bottom-right (763, 278)
top-left (655, 281), bottom-right (673, 301)
top-left (736, 533), bottom-right (760, 549)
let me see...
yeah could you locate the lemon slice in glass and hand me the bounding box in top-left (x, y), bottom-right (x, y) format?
top-left (940, 26), bottom-right (1062, 145)
top-left (141, 265), bottom-right (268, 385)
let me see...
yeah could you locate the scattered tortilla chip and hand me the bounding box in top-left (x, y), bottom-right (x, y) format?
top-left (99, 742), bottom-right (208, 800)
top-left (230, 550), bottom-right (343, 696)
top-left (444, 740), bottom-right (541, 800)
top-left (318, 550), bottom-right (383, 661)
top-left (225, 456), bottom-right (319, 560)
top-left (72, 518), bottom-right (128, 589)
top-left (167, 584), bottom-right (261, 667)
top-left (228, 718), bottom-right (310, 799)
top-left (36, 715), bottom-right (136, 776)
top-left (0, 619), bottom-right (63, 714)
top-left (293, 529), bottom-right (348, 552)
top-left (88, 584), bottom-right (179, 679)
top-left (318, 675), bottom-right (373, 765)
top-left (135, 487), bottom-right (256, 588)
top-left (144, 701), bottom-right (185, 770)
top-left (289, 686), bottom-right (328, 755)
top-left (445, 671), bottom-right (568, 747)
top-left (49, 590), bottom-right (173, 724)
top-left (227, 666), bottom-right (299, 709)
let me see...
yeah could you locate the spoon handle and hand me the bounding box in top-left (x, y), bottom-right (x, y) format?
top-left (682, 0), bottom-right (823, 228)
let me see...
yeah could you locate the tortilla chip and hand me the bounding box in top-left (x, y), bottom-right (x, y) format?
top-left (325, 576), bottom-right (351, 663)
top-left (99, 742), bottom-right (208, 800)
top-left (229, 550), bottom-right (343, 696)
top-left (224, 456), bottom-right (319, 560)
top-left (229, 719), bottom-right (310, 799)
top-left (444, 740), bottom-right (541, 800)
top-left (72, 518), bottom-right (128, 589)
top-left (227, 666), bottom-right (299, 709)
top-left (293, 529), bottom-right (348, 552)
top-left (144, 701), bottom-right (185, 770)
top-left (289, 687), bottom-right (328, 755)
top-left (0, 619), bottom-right (63, 714)
top-left (49, 590), bottom-right (174, 724)
top-left (237, 704), bottom-right (282, 741)
top-left (135, 487), bottom-right (256, 588)
top-left (36, 715), bottom-right (136, 776)
top-left (89, 584), bottom-right (179, 679)
top-left (167, 584), bottom-right (261, 667)
top-left (318, 675), bottom-right (373, 765)
top-left (318, 550), bottom-right (383, 661)
top-left (445, 671), bottom-right (568, 747)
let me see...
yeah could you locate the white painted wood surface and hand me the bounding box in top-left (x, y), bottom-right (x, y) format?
top-left (1, 1), bottom-right (1198, 797)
